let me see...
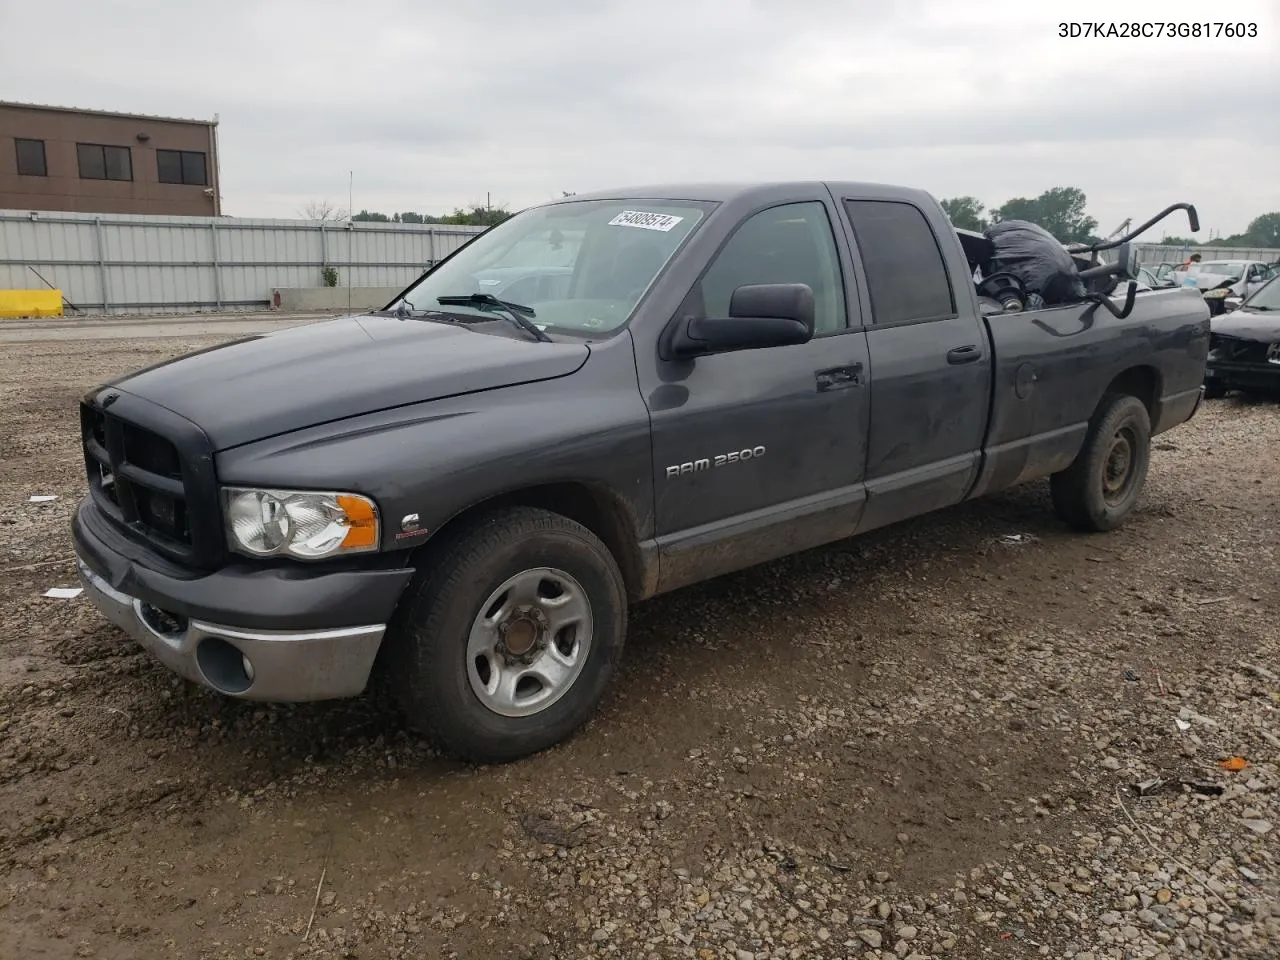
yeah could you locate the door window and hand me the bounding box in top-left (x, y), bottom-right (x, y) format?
top-left (843, 200), bottom-right (955, 324)
top-left (697, 202), bottom-right (848, 334)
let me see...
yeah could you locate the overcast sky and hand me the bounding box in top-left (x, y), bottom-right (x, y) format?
top-left (4, 0), bottom-right (1277, 236)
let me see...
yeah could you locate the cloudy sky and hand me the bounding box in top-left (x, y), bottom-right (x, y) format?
top-left (4, 0), bottom-right (1277, 236)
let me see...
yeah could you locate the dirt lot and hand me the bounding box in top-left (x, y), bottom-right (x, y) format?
top-left (1, 320), bottom-right (1278, 960)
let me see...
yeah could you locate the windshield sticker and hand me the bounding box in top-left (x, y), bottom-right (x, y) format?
top-left (608, 210), bottom-right (684, 232)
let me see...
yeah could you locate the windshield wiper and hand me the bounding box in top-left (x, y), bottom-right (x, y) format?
top-left (436, 293), bottom-right (551, 342)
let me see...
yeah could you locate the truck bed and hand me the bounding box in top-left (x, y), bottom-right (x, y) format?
top-left (968, 286), bottom-right (1210, 499)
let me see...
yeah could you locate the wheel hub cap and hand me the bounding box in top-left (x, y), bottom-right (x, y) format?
top-left (465, 567), bottom-right (594, 718)
top-left (1103, 431), bottom-right (1135, 500)
top-left (499, 607), bottom-right (545, 659)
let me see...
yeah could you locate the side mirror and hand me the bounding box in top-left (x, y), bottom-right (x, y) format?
top-left (660, 283), bottom-right (816, 360)
top-left (1116, 242), bottom-right (1141, 282)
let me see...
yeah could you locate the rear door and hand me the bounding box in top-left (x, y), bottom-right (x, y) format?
top-left (835, 195), bottom-right (993, 533)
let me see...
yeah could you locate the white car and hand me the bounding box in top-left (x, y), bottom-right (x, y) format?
top-left (1171, 260), bottom-right (1280, 315)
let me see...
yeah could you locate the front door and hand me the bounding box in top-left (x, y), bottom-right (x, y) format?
top-left (642, 199), bottom-right (872, 592)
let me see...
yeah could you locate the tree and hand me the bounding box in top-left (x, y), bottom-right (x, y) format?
top-left (991, 187), bottom-right (1098, 244)
top-left (396, 212), bottom-right (426, 224)
top-left (939, 196), bottom-right (988, 232)
top-left (438, 204), bottom-right (515, 227)
top-left (1244, 212), bottom-right (1280, 248)
top-left (351, 209), bottom-right (390, 222)
top-left (298, 199), bottom-right (349, 221)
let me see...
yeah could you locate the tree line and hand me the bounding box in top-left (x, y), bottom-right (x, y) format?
top-left (350, 204), bottom-right (515, 227)
top-left (303, 193), bottom-right (583, 227)
top-left (940, 188), bottom-right (1279, 249)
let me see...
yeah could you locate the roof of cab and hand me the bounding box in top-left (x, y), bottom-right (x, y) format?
top-left (552, 180), bottom-right (937, 206)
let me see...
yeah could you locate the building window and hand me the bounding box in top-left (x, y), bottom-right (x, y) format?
top-left (156, 149), bottom-right (208, 186)
top-left (77, 143), bottom-right (133, 181)
top-left (15, 138), bottom-right (47, 176)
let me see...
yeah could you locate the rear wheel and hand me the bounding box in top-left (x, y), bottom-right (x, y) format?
top-left (386, 506), bottom-right (628, 764)
top-left (1050, 393), bottom-right (1152, 532)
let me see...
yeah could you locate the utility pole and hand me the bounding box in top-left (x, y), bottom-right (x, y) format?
top-left (347, 170), bottom-right (353, 312)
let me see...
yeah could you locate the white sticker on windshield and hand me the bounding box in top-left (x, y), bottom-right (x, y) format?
top-left (609, 210), bottom-right (684, 232)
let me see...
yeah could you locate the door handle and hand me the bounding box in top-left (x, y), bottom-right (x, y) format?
top-left (815, 363), bottom-right (863, 392)
top-left (947, 344), bottom-right (982, 365)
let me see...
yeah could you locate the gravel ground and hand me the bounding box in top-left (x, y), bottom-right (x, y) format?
top-left (1, 326), bottom-right (1277, 960)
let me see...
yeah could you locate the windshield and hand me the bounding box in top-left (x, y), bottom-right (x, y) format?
top-left (1242, 274), bottom-right (1280, 310)
top-left (388, 198), bottom-right (712, 336)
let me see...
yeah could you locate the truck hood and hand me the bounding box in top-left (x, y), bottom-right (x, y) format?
top-left (1211, 308), bottom-right (1280, 344)
top-left (101, 313), bottom-right (590, 449)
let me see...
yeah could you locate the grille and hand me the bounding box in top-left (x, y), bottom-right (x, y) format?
top-left (80, 399), bottom-right (214, 564)
top-left (1210, 335), bottom-right (1270, 365)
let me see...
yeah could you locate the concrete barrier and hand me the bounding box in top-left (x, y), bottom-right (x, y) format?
top-left (0, 288), bottom-right (63, 318)
top-left (270, 287), bottom-right (403, 312)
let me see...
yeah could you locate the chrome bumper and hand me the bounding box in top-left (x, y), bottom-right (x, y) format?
top-left (76, 557), bottom-right (386, 701)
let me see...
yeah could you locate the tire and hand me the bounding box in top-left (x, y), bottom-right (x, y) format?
top-left (1050, 393), bottom-right (1152, 533)
top-left (386, 506), bottom-right (628, 764)
top-left (1203, 379), bottom-right (1227, 400)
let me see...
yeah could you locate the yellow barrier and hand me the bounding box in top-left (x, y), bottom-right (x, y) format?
top-left (0, 289), bottom-right (64, 318)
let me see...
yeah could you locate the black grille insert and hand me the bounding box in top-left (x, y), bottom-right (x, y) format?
top-left (80, 397), bottom-right (220, 566)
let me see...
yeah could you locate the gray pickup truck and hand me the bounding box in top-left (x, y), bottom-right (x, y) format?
top-left (72, 181), bottom-right (1210, 763)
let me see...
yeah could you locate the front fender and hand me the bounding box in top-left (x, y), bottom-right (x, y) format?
top-left (214, 333), bottom-right (655, 554)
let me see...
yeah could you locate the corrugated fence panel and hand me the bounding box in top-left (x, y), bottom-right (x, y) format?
top-left (0, 209), bottom-right (486, 315)
top-left (1134, 243), bottom-right (1280, 264)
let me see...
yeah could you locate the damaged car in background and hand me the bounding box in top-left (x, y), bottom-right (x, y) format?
top-left (1176, 259), bottom-right (1279, 316)
top-left (1205, 273), bottom-right (1280, 399)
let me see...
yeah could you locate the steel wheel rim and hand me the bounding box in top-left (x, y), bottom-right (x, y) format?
top-left (1102, 427), bottom-right (1137, 504)
top-left (465, 566), bottom-right (594, 718)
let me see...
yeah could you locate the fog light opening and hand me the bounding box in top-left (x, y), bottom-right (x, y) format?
top-left (137, 601), bottom-right (189, 640)
top-left (195, 636), bottom-right (254, 694)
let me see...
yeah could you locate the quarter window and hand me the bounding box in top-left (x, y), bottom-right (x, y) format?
top-left (697, 201), bottom-right (848, 334)
top-left (844, 199), bottom-right (955, 324)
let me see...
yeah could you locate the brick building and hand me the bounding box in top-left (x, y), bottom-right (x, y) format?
top-left (0, 101), bottom-right (221, 216)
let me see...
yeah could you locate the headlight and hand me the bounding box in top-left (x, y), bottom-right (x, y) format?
top-left (222, 487), bottom-right (379, 560)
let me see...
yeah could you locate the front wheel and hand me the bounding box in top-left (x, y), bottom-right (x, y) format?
top-left (386, 506), bottom-right (628, 764)
top-left (1050, 393), bottom-right (1152, 532)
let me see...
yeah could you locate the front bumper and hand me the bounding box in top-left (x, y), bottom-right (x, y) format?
top-left (72, 499), bottom-right (415, 701)
top-left (1205, 360), bottom-right (1280, 392)
top-left (77, 558), bottom-right (385, 700)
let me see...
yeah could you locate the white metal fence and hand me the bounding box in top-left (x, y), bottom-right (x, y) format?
top-left (3, 208), bottom-right (1276, 316)
top-left (0, 209), bottom-right (487, 315)
top-left (1134, 242), bottom-right (1280, 265)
